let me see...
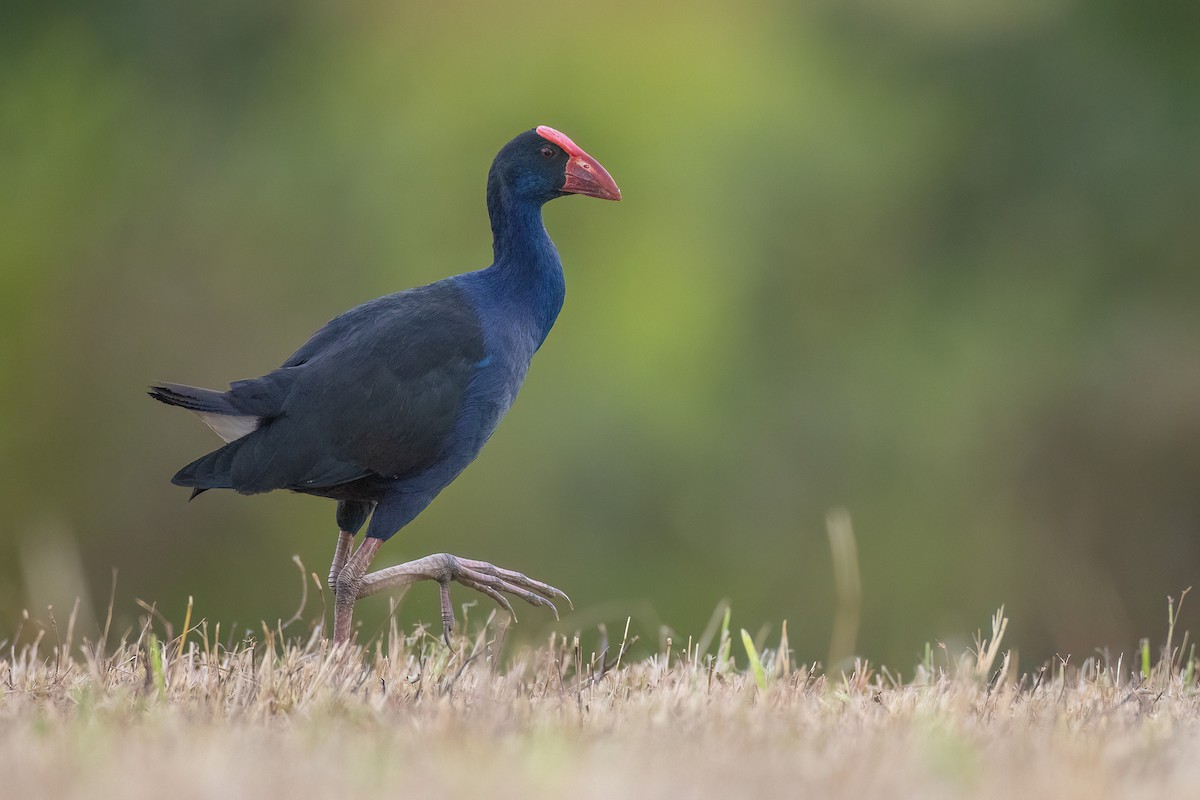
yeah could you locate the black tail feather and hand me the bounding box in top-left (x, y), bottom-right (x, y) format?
top-left (171, 440), bottom-right (243, 493)
top-left (149, 382), bottom-right (241, 415)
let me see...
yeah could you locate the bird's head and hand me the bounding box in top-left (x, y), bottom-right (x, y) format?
top-left (489, 126), bottom-right (621, 205)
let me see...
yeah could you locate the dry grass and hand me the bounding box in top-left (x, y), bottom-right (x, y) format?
top-left (2, 601), bottom-right (1199, 800)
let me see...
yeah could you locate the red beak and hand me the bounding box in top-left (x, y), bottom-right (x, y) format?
top-left (536, 125), bottom-right (622, 201)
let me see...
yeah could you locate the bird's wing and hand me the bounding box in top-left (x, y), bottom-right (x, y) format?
top-left (220, 280), bottom-right (486, 493)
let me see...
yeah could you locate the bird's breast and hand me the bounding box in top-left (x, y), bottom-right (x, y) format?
top-left (444, 353), bottom-right (527, 460)
top-left (448, 272), bottom-right (550, 456)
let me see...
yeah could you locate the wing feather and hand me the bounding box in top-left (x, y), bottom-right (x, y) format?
top-left (220, 279), bottom-right (484, 492)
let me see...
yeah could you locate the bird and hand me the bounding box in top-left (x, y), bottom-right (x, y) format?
top-left (150, 125), bottom-right (620, 644)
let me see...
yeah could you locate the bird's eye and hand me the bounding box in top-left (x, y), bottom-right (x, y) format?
top-left (540, 146), bottom-right (555, 159)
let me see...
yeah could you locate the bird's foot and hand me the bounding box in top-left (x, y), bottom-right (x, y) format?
top-left (356, 552), bottom-right (571, 640)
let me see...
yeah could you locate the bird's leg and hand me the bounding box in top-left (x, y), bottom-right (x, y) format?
top-left (332, 537), bottom-right (382, 645)
top-left (327, 531), bottom-right (355, 592)
top-left (355, 553), bottom-right (571, 641)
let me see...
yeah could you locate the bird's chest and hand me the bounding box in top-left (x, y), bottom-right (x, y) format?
top-left (436, 319), bottom-right (533, 465)
top-left (465, 338), bottom-right (534, 440)
top-left (450, 278), bottom-right (557, 457)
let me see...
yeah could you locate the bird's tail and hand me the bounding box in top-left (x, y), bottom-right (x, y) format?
top-left (171, 440), bottom-right (245, 500)
top-left (148, 382), bottom-right (241, 415)
top-left (151, 381), bottom-right (266, 498)
top-left (149, 382), bottom-right (262, 444)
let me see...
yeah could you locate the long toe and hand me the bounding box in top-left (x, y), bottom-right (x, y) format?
top-left (439, 581), bottom-right (455, 643)
top-left (456, 577), bottom-right (519, 619)
top-left (459, 559), bottom-right (572, 609)
top-left (465, 574), bottom-right (560, 620)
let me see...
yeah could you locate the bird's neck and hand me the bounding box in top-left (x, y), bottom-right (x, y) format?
top-left (483, 185), bottom-right (566, 346)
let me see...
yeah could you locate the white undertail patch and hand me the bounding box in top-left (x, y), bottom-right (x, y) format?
top-left (197, 412), bottom-right (261, 443)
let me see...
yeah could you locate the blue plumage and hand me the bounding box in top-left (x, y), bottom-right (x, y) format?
top-left (150, 126), bottom-right (620, 643)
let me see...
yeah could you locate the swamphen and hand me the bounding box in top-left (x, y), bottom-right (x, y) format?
top-left (150, 126), bottom-right (620, 644)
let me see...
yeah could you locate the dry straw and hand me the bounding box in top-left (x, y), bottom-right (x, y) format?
top-left (1, 582), bottom-right (1199, 799)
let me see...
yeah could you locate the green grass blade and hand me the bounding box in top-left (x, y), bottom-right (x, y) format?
top-left (741, 629), bottom-right (767, 692)
top-left (716, 606), bottom-right (732, 672)
top-left (147, 633), bottom-right (167, 700)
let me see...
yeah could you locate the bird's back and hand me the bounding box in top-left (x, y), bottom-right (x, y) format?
top-left (164, 280), bottom-right (486, 497)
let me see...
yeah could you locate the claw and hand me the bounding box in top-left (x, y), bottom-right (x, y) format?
top-left (546, 587), bottom-right (573, 610)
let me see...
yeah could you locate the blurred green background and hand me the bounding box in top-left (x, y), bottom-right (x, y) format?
top-left (3, 0), bottom-right (1198, 667)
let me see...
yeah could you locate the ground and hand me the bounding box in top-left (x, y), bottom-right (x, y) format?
top-left (2, 606), bottom-right (1198, 799)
